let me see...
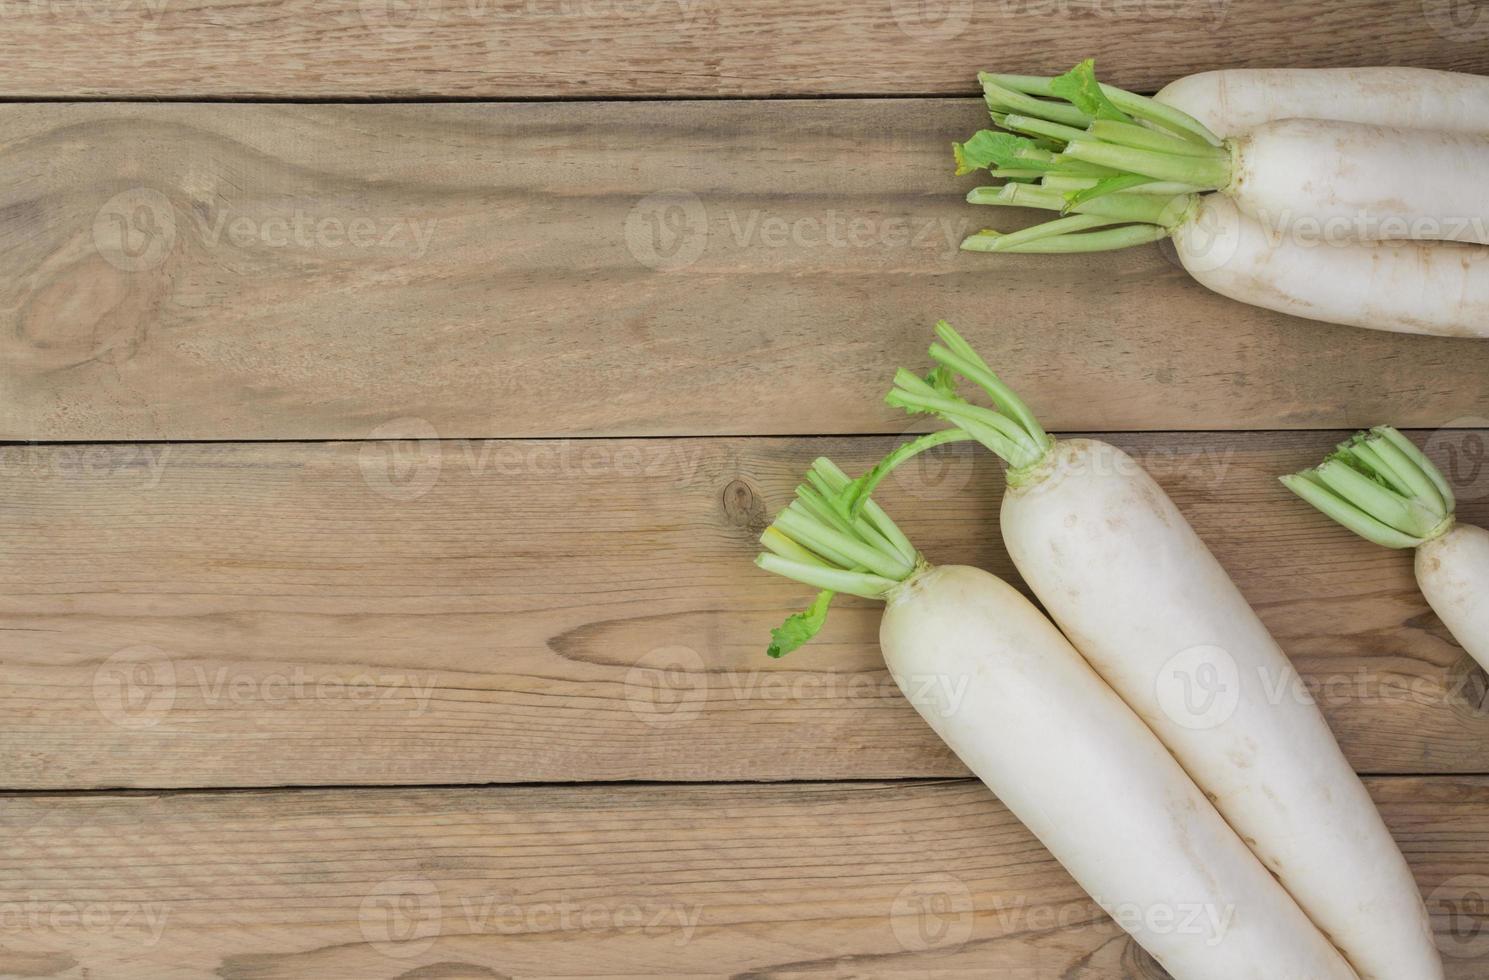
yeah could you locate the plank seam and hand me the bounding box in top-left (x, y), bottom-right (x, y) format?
top-left (3, 773), bottom-right (1478, 797)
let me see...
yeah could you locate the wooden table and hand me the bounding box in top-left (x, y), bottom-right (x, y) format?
top-left (3, 2), bottom-right (1489, 976)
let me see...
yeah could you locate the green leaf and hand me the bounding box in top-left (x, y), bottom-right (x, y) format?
top-left (1049, 59), bottom-right (1130, 123)
top-left (767, 590), bottom-right (835, 659)
top-left (925, 365), bottom-right (959, 398)
top-left (953, 131), bottom-right (1039, 175)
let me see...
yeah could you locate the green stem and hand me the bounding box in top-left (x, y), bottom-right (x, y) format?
top-left (774, 507), bottom-right (913, 580)
top-left (1281, 426), bottom-right (1456, 549)
top-left (983, 213), bottom-right (1120, 249)
top-left (1087, 119), bottom-right (1219, 158)
top-left (1060, 139), bottom-right (1231, 189)
top-left (1039, 174), bottom-right (1205, 197)
top-left (981, 77), bottom-right (1092, 129)
top-left (1279, 474), bottom-right (1423, 550)
top-left (883, 323), bottom-right (1055, 474)
top-left (930, 321), bottom-right (1050, 451)
top-left (970, 183), bottom-right (1182, 225)
top-left (811, 457), bottom-right (917, 564)
top-left (964, 224), bottom-right (1170, 253)
top-left (983, 71), bottom-right (1221, 146)
top-left (886, 377), bottom-right (1042, 462)
top-left (1313, 461), bottom-right (1441, 538)
top-left (1013, 146), bottom-right (1121, 177)
top-left (843, 429), bottom-right (978, 518)
top-left (1001, 113), bottom-right (1091, 145)
top-left (1377, 426), bottom-right (1456, 514)
top-left (755, 554), bottom-right (896, 600)
top-left (754, 457), bottom-right (930, 656)
top-left (760, 526), bottom-right (827, 565)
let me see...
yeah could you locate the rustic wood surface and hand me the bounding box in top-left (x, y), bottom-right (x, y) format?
top-left (5, 5), bottom-right (1488, 975)
top-left (5, 101), bottom-right (1489, 441)
top-left (0, 0), bottom-right (1483, 99)
top-left (2, 778), bottom-right (1487, 979)
top-left (5, 432), bottom-right (1487, 789)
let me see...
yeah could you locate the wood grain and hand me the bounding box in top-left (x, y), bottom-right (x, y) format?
top-left (5, 101), bottom-right (1489, 441)
top-left (1, 778), bottom-right (1486, 978)
top-left (4, 432), bottom-right (1487, 790)
top-left (0, 0), bottom-right (1482, 99)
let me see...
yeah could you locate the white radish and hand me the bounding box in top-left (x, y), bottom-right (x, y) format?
top-left (1419, 525), bottom-right (1489, 672)
top-left (956, 63), bottom-right (1489, 336)
top-left (1155, 67), bottom-right (1489, 138)
top-left (1283, 425), bottom-right (1489, 674)
top-left (976, 62), bottom-right (1489, 245)
top-left (754, 458), bottom-right (1359, 979)
top-left (962, 187), bottom-right (1489, 338)
top-left (1171, 195), bottom-right (1489, 339)
top-left (1225, 118), bottom-right (1489, 244)
top-left (879, 324), bottom-right (1444, 980)
top-left (882, 566), bottom-right (1357, 980)
top-left (1058, 117), bottom-right (1489, 245)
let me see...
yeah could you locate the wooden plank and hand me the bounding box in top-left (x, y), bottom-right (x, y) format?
top-left (0, 0), bottom-right (1482, 99)
top-left (4, 432), bottom-right (1487, 790)
top-left (4, 100), bottom-right (1489, 441)
top-left (1, 778), bottom-right (1486, 978)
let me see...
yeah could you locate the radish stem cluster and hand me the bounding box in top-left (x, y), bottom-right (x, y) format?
top-left (1282, 426), bottom-right (1457, 548)
top-left (755, 458), bottom-right (925, 656)
top-left (875, 321), bottom-right (1055, 484)
top-left (958, 60), bottom-right (1224, 253)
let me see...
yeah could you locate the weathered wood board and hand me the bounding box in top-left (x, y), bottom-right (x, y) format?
top-left (0, 0), bottom-right (1482, 99)
top-left (5, 432), bottom-right (1486, 789)
top-left (4, 101), bottom-right (1489, 441)
top-left (2, 778), bottom-right (1486, 978)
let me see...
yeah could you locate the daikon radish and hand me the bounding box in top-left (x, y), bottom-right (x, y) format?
top-left (1155, 67), bottom-right (1489, 138)
top-left (957, 185), bottom-right (1489, 337)
top-left (868, 322), bottom-right (1443, 980)
top-left (1282, 425), bottom-right (1489, 674)
top-left (754, 458), bottom-right (1357, 979)
top-left (1167, 195), bottom-right (1489, 339)
top-left (976, 61), bottom-right (1489, 244)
